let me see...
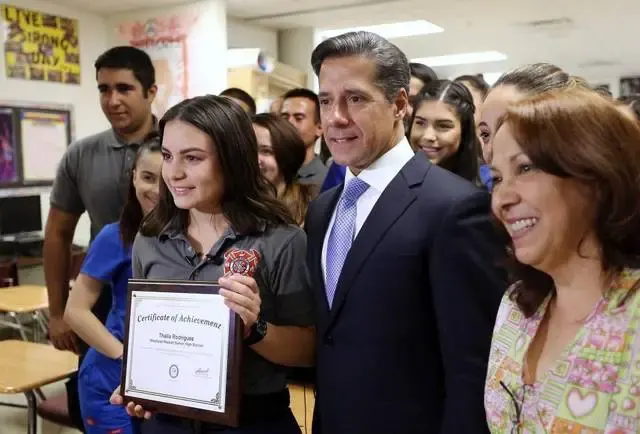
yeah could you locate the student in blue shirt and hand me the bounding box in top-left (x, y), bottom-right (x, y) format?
top-left (64, 138), bottom-right (162, 434)
top-left (479, 164), bottom-right (493, 190)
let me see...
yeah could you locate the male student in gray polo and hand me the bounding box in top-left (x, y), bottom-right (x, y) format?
top-left (43, 45), bottom-right (157, 432)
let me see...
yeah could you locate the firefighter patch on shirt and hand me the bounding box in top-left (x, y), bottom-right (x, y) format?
top-left (223, 248), bottom-right (261, 278)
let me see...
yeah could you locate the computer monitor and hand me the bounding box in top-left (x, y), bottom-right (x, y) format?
top-left (0, 195), bottom-right (42, 236)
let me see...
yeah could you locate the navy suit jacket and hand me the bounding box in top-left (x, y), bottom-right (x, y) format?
top-left (305, 152), bottom-right (507, 434)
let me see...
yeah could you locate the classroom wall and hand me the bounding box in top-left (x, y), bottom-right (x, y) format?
top-left (0, 0), bottom-right (282, 253)
top-left (1, 0), bottom-right (278, 247)
top-left (0, 0), bottom-right (109, 247)
top-left (104, 15), bottom-right (277, 60)
top-left (228, 18), bottom-right (278, 59)
top-left (106, 1), bottom-right (228, 99)
top-left (279, 27), bottom-right (315, 89)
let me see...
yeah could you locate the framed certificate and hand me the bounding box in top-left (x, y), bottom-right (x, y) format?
top-left (121, 279), bottom-right (243, 426)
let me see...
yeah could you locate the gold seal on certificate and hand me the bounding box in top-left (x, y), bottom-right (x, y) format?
top-left (121, 279), bottom-right (243, 426)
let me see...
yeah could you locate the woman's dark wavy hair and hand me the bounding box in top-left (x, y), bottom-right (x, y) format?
top-left (496, 87), bottom-right (640, 317)
top-left (252, 113), bottom-right (318, 225)
top-left (408, 79), bottom-right (480, 183)
top-left (119, 134), bottom-right (161, 248)
top-left (141, 95), bottom-right (295, 236)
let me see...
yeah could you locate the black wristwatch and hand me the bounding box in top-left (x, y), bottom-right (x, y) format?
top-left (245, 317), bottom-right (267, 346)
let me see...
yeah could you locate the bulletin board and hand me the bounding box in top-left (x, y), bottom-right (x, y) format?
top-left (1, 4), bottom-right (81, 84)
top-left (0, 101), bottom-right (73, 189)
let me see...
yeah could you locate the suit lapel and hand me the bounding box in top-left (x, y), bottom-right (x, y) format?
top-left (328, 154), bottom-right (430, 325)
top-left (311, 186), bottom-right (342, 314)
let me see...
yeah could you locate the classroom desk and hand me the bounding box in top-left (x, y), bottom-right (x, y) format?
top-left (0, 340), bottom-right (77, 434)
top-left (0, 285), bottom-right (48, 340)
top-left (0, 285), bottom-right (48, 313)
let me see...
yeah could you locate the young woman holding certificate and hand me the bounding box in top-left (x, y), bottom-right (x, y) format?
top-left (64, 138), bottom-right (163, 434)
top-left (111, 95), bottom-right (315, 434)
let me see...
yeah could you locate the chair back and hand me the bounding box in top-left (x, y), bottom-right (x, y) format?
top-left (0, 259), bottom-right (18, 287)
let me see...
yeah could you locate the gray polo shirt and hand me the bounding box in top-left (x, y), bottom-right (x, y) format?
top-left (297, 156), bottom-right (328, 186)
top-left (132, 223), bottom-right (314, 396)
top-left (50, 128), bottom-right (155, 241)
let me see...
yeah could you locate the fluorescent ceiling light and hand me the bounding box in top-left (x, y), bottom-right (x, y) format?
top-left (317, 20), bottom-right (443, 40)
top-left (412, 51), bottom-right (507, 67)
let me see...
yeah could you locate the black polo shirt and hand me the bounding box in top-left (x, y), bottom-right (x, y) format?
top-left (132, 223), bottom-right (314, 395)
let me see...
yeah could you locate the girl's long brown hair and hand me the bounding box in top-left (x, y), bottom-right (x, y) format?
top-left (252, 113), bottom-right (318, 225)
top-left (141, 96), bottom-right (295, 237)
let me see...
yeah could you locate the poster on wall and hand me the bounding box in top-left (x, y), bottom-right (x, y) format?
top-left (118, 14), bottom-right (197, 117)
top-left (139, 39), bottom-right (187, 118)
top-left (19, 110), bottom-right (69, 182)
top-left (1, 4), bottom-right (81, 84)
top-left (0, 108), bottom-right (17, 184)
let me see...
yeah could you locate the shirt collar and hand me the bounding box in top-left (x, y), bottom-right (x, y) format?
top-left (298, 156), bottom-right (323, 179)
top-left (158, 217), bottom-right (268, 241)
top-left (344, 136), bottom-right (414, 193)
top-left (109, 115), bottom-right (159, 149)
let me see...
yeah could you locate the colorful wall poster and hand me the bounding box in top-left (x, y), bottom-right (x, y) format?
top-left (1, 4), bottom-right (80, 84)
top-left (140, 39), bottom-right (187, 118)
top-left (118, 14), bottom-right (197, 117)
top-left (0, 108), bottom-right (17, 183)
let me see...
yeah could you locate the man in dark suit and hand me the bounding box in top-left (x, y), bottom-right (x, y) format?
top-left (305, 31), bottom-right (507, 434)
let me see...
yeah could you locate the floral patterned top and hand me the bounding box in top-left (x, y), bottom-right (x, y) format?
top-left (485, 268), bottom-right (640, 433)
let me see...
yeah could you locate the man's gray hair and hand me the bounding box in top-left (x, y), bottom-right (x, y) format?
top-left (311, 31), bottom-right (410, 102)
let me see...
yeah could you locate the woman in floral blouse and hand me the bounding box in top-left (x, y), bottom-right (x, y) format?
top-left (485, 86), bottom-right (640, 433)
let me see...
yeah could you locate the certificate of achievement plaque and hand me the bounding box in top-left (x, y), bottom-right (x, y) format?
top-left (121, 279), bottom-right (243, 426)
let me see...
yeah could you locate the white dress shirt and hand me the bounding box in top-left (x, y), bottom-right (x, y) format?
top-left (321, 137), bottom-right (415, 282)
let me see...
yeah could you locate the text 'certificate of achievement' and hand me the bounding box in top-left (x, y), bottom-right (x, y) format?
top-left (122, 280), bottom-right (242, 426)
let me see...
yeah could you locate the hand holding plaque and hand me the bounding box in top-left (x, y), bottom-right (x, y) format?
top-left (120, 280), bottom-right (243, 426)
top-left (218, 274), bottom-right (261, 332)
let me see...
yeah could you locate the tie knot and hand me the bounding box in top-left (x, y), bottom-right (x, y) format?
top-left (341, 177), bottom-right (369, 207)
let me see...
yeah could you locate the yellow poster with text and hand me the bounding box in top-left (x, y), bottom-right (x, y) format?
top-left (1, 4), bottom-right (80, 84)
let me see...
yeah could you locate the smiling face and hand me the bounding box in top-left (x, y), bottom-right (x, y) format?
top-left (318, 55), bottom-right (407, 174)
top-left (132, 149), bottom-right (163, 215)
top-left (409, 100), bottom-right (461, 165)
top-left (490, 123), bottom-right (595, 272)
top-left (161, 119), bottom-right (224, 213)
top-left (97, 68), bottom-right (155, 135)
top-left (253, 123), bottom-right (283, 188)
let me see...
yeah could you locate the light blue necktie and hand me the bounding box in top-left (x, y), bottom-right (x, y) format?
top-left (325, 177), bottom-right (369, 307)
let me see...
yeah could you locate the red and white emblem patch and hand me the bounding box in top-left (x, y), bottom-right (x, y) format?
top-left (223, 248), bottom-right (261, 277)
